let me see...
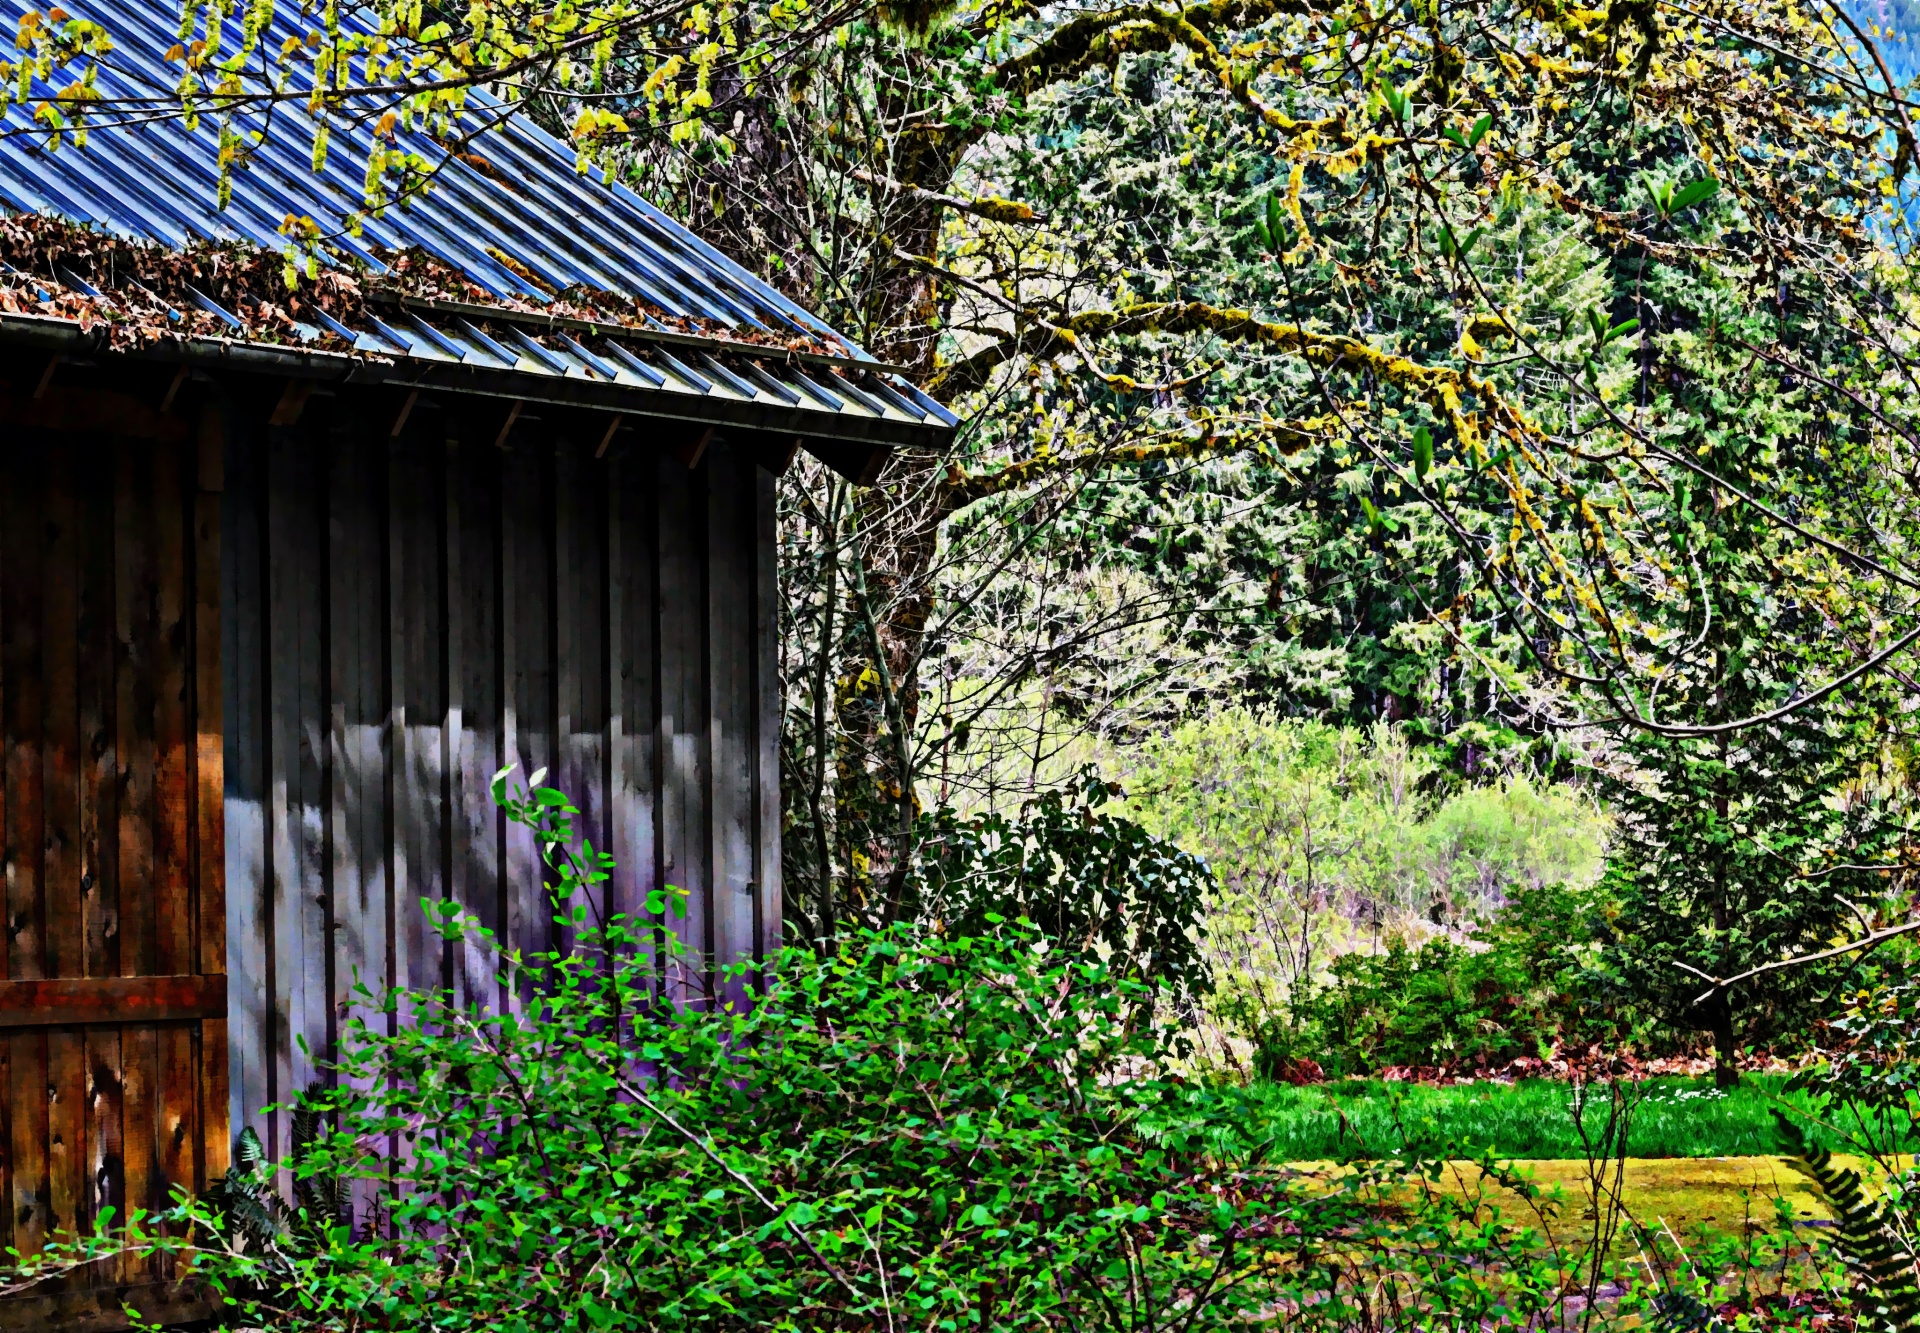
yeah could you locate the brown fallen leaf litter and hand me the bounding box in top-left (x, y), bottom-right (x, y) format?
top-left (0, 213), bottom-right (853, 360)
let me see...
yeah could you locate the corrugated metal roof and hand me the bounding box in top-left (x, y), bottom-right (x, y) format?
top-left (0, 0), bottom-right (957, 449)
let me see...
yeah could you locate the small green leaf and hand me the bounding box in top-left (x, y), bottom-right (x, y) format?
top-left (1382, 81), bottom-right (1408, 123)
top-left (1359, 496), bottom-right (1397, 536)
top-left (1669, 177), bottom-right (1719, 213)
top-left (1412, 426), bottom-right (1433, 482)
top-left (1468, 112), bottom-right (1492, 146)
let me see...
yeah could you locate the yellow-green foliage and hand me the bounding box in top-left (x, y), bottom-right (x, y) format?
top-left (1125, 711), bottom-right (1607, 1026)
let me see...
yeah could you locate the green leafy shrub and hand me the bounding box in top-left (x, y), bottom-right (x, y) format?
top-left (1263, 883), bottom-right (1635, 1078)
top-left (151, 772), bottom-right (1302, 1330)
top-left (909, 765), bottom-right (1215, 1015)
top-left (122, 771), bottom-right (1617, 1332)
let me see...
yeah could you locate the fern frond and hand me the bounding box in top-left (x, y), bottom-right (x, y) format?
top-left (1779, 1114), bottom-right (1920, 1333)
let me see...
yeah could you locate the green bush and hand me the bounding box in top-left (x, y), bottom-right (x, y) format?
top-left (1778, 982), bottom-right (1920, 1330)
top-left (1122, 713), bottom-right (1610, 1071)
top-left (105, 772), bottom-right (1614, 1332)
top-left (908, 766), bottom-right (1215, 1019)
top-left (1255, 883), bottom-right (1637, 1078)
top-left (145, 773), bottom-right (1347, 1330)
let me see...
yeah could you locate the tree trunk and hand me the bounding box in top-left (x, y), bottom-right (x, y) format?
top-left (1712, 706), bottom-right (1738, 1089)
top-left (1710, 996), bottom-right (1739, 1089)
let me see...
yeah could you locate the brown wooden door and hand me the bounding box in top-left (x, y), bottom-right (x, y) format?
top-left (0, 404), bottom-right (228, 1331)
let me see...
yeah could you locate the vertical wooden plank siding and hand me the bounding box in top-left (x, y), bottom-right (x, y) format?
top-left (222, 401), bottom-right (271, 1165)
top-left (81, 1026), bottom-right (122, 1287)
top-left (11, 446), bottom-right (52, 1263)
top-left (654, 449), bottom-right (711, 1003)
top-left (266, 421), bottom-right (326, 1169)
top-left (42, 447), bottom-right (83, 1260)
top-left (388, 432), bottom-right (448, 1002)
top-left (606, 452), bottom-right (658, 969)
top-left (500, 444), bottom-right (554, 975)
top-left (43, 446), bottom-right (82, 991)
top-left (117, 1027), bottom-right (155, 1286)
top-left (112, 438), bottom-right (159, 1275)
top-left (219, 409), bottom-right (778, 1197)
top-left (446, 439), bottom-right (503, 1013)
top-left (0, 427), bottom-right (222, 1321)
top-left (705, 441), bottom-right (757, 1009)
top-left (754, 463), bottom-right (783, 971)
top-left (0, 390), bottom-right (794, 1333)
top-left (78, 449), bottom-right (123, 1284)
top-left (193, 406), bottom-right (230, 1189)
top-left (328, 420), bottom-right (389, 1050)
top-left (150, 434), bottom-right (197, 1247)
top-left (552, 443), bottom-right (607, 947)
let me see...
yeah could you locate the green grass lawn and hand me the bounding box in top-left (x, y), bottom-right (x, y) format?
top-left (1240, 1074), bottom-right (1830, 1160)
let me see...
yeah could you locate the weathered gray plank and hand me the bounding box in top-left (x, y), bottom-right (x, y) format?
top-left (499, 441), bottom-right (553, 980)
top-left (553, 440), bottom-right (606, 952)
top-left (705, 440), bottom-right (756, 1011)
top-left (395, 434), bottom-right (447, 1006)
top-left (753, 460), bottom-right (783, 972)
top-left (606, 448), bottom-right (658, 981)
top-left (655, 445), bottom-right (710, 1004)
top-left (388, 427), bottom-right (448, 1004)
top-left (446, 437), bottom-right (502, 1012)
top-left (328, 410), bottom-right (390, 1044)
top-left (221, 409), bottom-right (271, 1147)
top-left (266, 420), bottom-right (328, 1167)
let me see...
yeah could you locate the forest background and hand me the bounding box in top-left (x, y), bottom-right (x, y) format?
top-left (672, 0), bottom-right (1920, 1086)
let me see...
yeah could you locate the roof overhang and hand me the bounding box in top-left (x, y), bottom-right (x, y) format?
top-left (0, 301), bottom-right (953, 481)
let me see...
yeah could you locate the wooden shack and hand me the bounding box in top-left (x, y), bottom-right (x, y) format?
top-left (0, 9), bottom-right (953, 1327)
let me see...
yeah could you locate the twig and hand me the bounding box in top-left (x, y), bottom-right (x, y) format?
top-left (617, 1077), bottom-right (863, 1301)
top-left (1679, 917), bottom-right (1920, 1005)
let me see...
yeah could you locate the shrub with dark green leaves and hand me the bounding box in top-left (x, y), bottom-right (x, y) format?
top-left (131, 773), bottom-right (1603, 1332)
top-left (909, 765), bottom-right (1215, 1016)
top-left (1257, 883), bottom-right (1635, 1078)
top-left (160, 772), bottom-right (1307, 1331)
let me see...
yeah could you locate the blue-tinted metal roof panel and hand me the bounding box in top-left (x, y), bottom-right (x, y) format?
top-left (0, 0), bottom-right (903, 367)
